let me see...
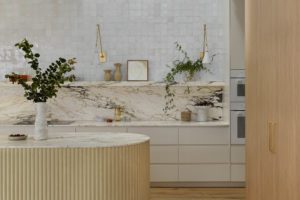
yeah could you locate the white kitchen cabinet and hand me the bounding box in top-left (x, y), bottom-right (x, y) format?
top-left (151, 146), bottom-right (178, 164)
top-left (75, 126), bottom-right (127, 133)
top-left (128, 127), bottom-right (178, 145)
top-left (179, 145), bottom-right (230, 164)
top-left (150, 165), bottom-right (178, 182)
top-left (48, 126), bottom-right (76, 133)
top-left (231, 145), bottom-right (245, 163)
top-left (230, 0), bottom-right (245, 69)
top-left (231, 164), bottom-right (245, 182)
top-left (179, 127), bottom-right (229, 145)
top-left (179, 164), bottom-right (230, 182)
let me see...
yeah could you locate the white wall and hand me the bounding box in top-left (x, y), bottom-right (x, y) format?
top-left (0, 0), bottom-right (228, 81)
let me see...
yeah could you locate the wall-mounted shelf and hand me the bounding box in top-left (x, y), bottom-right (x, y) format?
top-left (64, 81), bottom-right (226, 87)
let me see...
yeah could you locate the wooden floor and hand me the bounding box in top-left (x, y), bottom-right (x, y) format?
top-left (150, 188), bottom-right (246, 200)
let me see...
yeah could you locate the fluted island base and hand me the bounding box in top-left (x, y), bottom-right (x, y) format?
top-left (0, 133), bottom-right (150, 200)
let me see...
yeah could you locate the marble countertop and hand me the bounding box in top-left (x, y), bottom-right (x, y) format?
top-left (0, 120), bottom-right (230, 127)
top-left (66, 120), bottom-right (230, 127)
top-left (0, 132), bottom-right (150, 148)
top-left (0, 80), bottom-right (226, 87)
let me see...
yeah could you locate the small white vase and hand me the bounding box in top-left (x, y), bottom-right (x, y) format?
top-left (196, 106), bottom-right (210, 122)
top-left (34, 102), bottom-right (48, 140)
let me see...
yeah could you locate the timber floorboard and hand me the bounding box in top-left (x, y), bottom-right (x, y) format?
top-left (150, 188), bottom-right (246, 200)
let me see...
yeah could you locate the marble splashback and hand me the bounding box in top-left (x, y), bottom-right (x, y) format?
top-left (0, 81), bottom-right (224, 124)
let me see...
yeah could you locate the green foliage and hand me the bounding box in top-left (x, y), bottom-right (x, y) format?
top-left (5, 39), bottom-right (76, 103)
top-left (163, 42), bottom-right (209, 113)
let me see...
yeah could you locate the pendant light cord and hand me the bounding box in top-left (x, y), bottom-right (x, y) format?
top-left (203, 24), bottom-right (208, 52)
top-left (96, 24), bottom-right (104, 54)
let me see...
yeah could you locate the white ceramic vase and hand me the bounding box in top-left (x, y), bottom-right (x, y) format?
top-left (196, 106), bottom-right (210, 122)
top-left (34, 102), bottom-right (48, 140)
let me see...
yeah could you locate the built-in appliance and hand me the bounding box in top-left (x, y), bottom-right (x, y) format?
top-left (230, 70), bottom-right (245, 144)
top-left (230, 70), bottom-right (245, 102)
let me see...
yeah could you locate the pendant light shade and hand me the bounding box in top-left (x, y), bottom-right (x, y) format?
top-left (201, 24), bottom-right (211, 64)
top-left (96, 24), bottom-right (107, 63)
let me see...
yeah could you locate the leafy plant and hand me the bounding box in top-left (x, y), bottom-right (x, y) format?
top-left (163, 42), bottom-right (210, 113)
top-left (5, 39), bottom-right (76, 103)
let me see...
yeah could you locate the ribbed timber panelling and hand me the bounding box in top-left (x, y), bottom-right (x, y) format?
top-left (0, 141), bottom-right (150, 200)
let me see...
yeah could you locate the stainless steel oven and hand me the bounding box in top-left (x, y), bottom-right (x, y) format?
top-left (230, 70), bottom-right (245, 144)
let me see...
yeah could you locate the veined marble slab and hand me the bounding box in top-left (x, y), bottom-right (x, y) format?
top-left (0, 132), bottom-right (150, 148)
top-left (0, 81), bottom-right (224, 125)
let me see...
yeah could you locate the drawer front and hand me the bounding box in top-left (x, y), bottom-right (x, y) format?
top-left (151, 146), bottom-right (178, 164)
top-left (179, 127), bottom-right (229, 145)
top-left (48, 126), bottom-right (76, 133)
top-left (179, 146), bottom-right (230, 163)
top-left (231, 145), bottom-right (245, 163)
top-left (179, 164), bottom-right (230, 182)
top-left (231, 164), bottom-right (245, 182)
top-left (150, 165), bottom-right (178, 182)
top-left (128, 127), bottom-right (178, 145)
top-left (76, 126), bottom-right (127, 133)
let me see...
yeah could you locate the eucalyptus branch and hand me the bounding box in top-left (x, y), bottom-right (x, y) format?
top-left (5, 39), bottom-right (76, 103)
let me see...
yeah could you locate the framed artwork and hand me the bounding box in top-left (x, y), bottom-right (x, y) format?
top-left (127, 60), bottom-right (148, 81)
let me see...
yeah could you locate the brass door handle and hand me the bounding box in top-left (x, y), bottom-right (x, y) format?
top-left (268, 122), bottom-right (276, 154)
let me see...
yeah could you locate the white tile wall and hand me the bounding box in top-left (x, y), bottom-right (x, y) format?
top-left (0, 0), bottom-right (228, 81)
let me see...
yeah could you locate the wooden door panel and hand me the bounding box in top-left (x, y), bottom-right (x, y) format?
top-left (245, 0), bottom-right (261, 199)
top-left (246, 0), bottom-right (277, 199)
top-left (247, 0), bottom-right (299, 199)
top-left (275, 0), bottom-right (298, 199)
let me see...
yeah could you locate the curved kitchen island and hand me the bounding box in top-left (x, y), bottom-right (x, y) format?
top-left (0, 132), bottom-right (150, 200)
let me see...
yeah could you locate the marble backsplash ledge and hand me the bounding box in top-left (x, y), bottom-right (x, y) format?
top-left (0, 81), bottom-right (225, 124)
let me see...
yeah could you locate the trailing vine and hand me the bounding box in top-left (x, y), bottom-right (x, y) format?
top-left (163, 42), bottom-right (210, 113)
top-left (5, 39), bottom-right (76, 103)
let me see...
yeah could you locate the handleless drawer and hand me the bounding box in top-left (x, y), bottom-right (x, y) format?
top-left (128, 127), bottom-right (178, 145)
top-left (179, 127), bottom-right (229, 145)
top-left (179, 146), bottom-right (230, 163)
top-left (151, 164), bottom-right (178, 182)
top-left (231, 145), bottom-right (245, 163)
top-left (151, 146), bottom-right (178, 163)
top-left (231, 164), bottom-right (245, 182)
top-left (48, 126), bottom-right (76, 133)
top-left (179, 164), bottom-right (230, 182)
top-left (75, 126), bottom-right (127, 133)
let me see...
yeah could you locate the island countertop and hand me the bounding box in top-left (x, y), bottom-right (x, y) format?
top-left (0, 132), bottom-right (150, 148)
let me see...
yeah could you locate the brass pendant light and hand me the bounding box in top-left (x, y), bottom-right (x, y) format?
top-left (96, 24), bottom-right (107, 63)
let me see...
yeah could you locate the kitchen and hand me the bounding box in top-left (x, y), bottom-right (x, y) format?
top-left (1, 0), bottom-right (298, 199)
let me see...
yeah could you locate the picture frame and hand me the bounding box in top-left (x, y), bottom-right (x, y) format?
top-left (127, 60), bottom-right (149, 81)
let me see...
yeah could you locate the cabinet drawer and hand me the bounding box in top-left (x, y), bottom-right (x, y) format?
top-left (128, 127), bottom-right (178, 145)
top-left (231, 164), bottom-right (245, 182)
top-left (179, 164), bottom-right (230, 182)
top-left (179, 127), bottom-right (229, 144)
top-left (179, 146), bottom-right (230, 163)
top-left (150, 165), bottom-right (178, 182)
top-left (75, 126), bottom-right (127, 133)
top-left (151, 146), bottom-right (178, 164)
top-left (48, 126), bottom-right (76, 133)
top-left (231, 145), bottom-right (245, 163)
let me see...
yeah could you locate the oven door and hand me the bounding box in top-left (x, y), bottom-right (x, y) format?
top-left (231, 111), bottom-right (245, 144)
top-left (230, 78), bottom-right (245, 102)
